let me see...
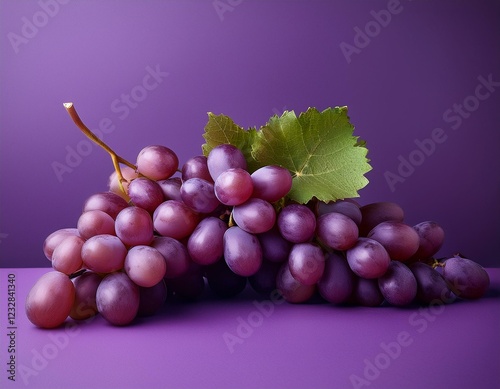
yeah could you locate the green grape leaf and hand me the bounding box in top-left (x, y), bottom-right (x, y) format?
top-left (201, 107), bottom-right (371, 204)
top-left (252, 107), bottom-right (371, 203)
top-left (202, 113), bottom-right (260, 171)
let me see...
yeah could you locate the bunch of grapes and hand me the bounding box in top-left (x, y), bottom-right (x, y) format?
top-left (25, 105), bottom-right (491, 328)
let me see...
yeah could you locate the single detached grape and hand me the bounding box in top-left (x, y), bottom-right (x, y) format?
top-left (187, 217), bottom-right (227, 265)
top-left (153, 200), bottom-right (199, 240)
top-left (442, 256), bottom-right (490, 299)
top-left (182, 155), bottom-right (213, 182)
top-left (207, 144), bottom-right (247, 181)
top-left (232, 198), bottom-right (276, 234)
top-left (346, 237), bottom-right (391, 279)
top-left (51, 235), bottom-right (85, 275)
top-left (288, 243), bottom-right (325, 286)
top-left (316, 212), bottom-right (359, 251)
top-left (43, 228), bottom-right (79, 261)
top-left (115, 206), bottom-right (154, 246)
top-left (378, 261), bottom-right (417, 306)
top-left (317, 199), bottom-right (362, 225)
top-left (317, 252), bottom-right (355, 304)
top-left (151, 236), bottom-right (191, 278)
top-left (251, 165), bottom-right (293, 202)
top-left (70, 271), bottom-right (102, 320)
top-left (223, 226), bottom-right (263, 277)
top-left (77, 209), bottom-right (115, 240)
top-left (136, 145), bottom-right (178, 180)
top-left (127, 177), bottom-right (165, 214)
top-left (277, 204), bottom-right (316, 243)
top-left (411, 221), bottom-right (445, 260)
top-left (180, 178), bottom-right (220, 214)
top-left (81, 234), bottom-right (127, 273)
top-left (26, 271), bottom-right (75, 328)
top-left (124, 246), bottom-right (167, 287)
top-left (214, 168), bottom-right (253, 206)
top-left (276, 263), bottom-right (316, 303)
top-left (359, 202), bottom-right (404, 236)
top-left (409, 262), bottom-right (451, 304)
top-left (367, 221), bottom-right (420, 261)
top-left (82, 191), bottom-right (129, 219)
top-left (96, 272), bottom-right (140, 326)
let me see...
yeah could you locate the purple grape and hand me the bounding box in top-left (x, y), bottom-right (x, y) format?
top-left (223, 226), bottom-right (263, 276)
top-left (316, 212), bottom-right (359, 251)
top-left (248, 260), bottom-right (281, 295)
top-left (82, 191), bottom-right (129, 219)
top-left (409, 262), bottom-right (451, 304)
top-left (288, 243), bottom-right (325, 286)
top-left (70, 271), bottom-right (102, 320)
top-left (157, 177), bottom-right (183, 201)
top-left (367, 221), bottom-right (420, 261)
top-left (214, 168), bottom-right (253, 206)
top-left (352, 277), bottom-right (384, 307)
top-left (317, 199), bottom-right (362, 225)
top-left (182, 155), bottom-right (213, 182)
top-left (187, 217), bottom-right (227, 265)
top-left (359, 202), bottom-right (404, 236)
top-left (411, 221), bottom-right (445, 260)
top-left (257, 227), bottom-right (292, 263)
top-left (277, 204), bottom-right (316, 243)
top-left (127, 177), bottom-right (165, 214)
top-left (151, 236), bottom-right (191, 278)
top-left (153, 200), bottom-right (199, 240)
top-left (96, 272), bottom-right (139, 326)
top-left (137, 281), bottom-right (167, 317)
top-left (207, 144), bottom-right (247, 181)
top-left (317, 252), bottom-right (355, 304)
top-left (81, 234), bottom-right (127, 274)
top-left (77, 210), bottom-right (115, 240)
top-left (250, 165), bottom-right (293, 202)
top-left (43, 228), bottom-right (80, 261)
top-left (346, 237), bottom-right (391, 279)
top-left (124, 245), bottom-right (167, 287)
top-left (26, 271), bottom-right (75, 329)
top-left (378, 261), bottom-right (417, 306)
top-left (136, 145), bottom-right (178, 181)
top-left (115, 206), bottom-right (154, 246)
top-left (180, 178), bottom-right (220, 213)
top-left (232, 198), bottom-right (276, 234)
top-left (442, 256), bottom-right (490, 299)
top-left (276, 263), bottom-right (316, 303)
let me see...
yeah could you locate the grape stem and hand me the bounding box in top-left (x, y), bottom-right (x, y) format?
top-left (63, 102), bottom-right (137, 199)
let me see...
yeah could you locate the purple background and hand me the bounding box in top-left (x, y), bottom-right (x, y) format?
top-left (1, 0), bottom-right (499, 268)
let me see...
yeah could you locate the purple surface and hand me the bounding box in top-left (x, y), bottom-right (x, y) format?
top-left (1, 267), bottom-right (499, 389)
top-left (1, 0), bottom-right (500, 268)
